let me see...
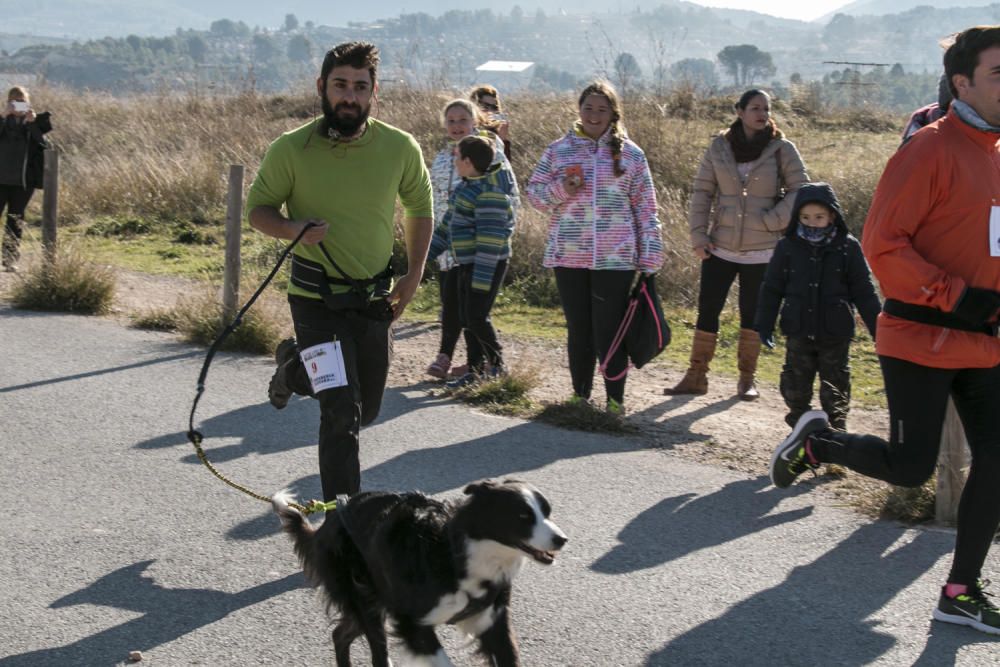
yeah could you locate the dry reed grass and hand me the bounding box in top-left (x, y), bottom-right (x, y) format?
top-left (25, 84), bottom-right (904, 306)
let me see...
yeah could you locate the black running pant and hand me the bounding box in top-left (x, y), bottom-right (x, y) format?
top-left (554, 267), bottom-right (635, 403)
top-left (284, 295), bottom-right (393, 501)
top-left (695, 254), bottom-right (767, 333)
top-left (809, 355), bottom-right (1000, 586)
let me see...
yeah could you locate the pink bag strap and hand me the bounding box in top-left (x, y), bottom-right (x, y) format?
top-left (599, 296), bottom-right (637, 381)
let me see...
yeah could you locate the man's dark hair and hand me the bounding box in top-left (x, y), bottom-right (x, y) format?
top-left (458, 135), bottom-right (494, 174)
top-left (321, 41), bottom-right (380, 84)
top-left (943, 26), bottom-right (1000, 98)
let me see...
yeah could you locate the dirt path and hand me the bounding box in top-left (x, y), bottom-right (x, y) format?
top-left (1, 266), bottom-right (893, 513)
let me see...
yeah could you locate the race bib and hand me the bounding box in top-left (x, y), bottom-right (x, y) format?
top-left (300, 341), bottom-right (348, 393)
top-left (991, 206), bottom-right (1000, 257)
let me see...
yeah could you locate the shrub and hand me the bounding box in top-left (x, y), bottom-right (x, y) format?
top-left (9, 251), bottom-right (115, 314)
top-left (169, 289), bottom-right (289, 354)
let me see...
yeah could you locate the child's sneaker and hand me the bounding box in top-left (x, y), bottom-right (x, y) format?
top-left (606, 398), bottom-right (625, 416)
top-left (769, 410), bottom-right (827, 488)
top-left (450, 363), bottom-right (468, 377)
top-left (933, 581), bottom-right (1000, 635)
top-left (427, 353), bottom-right (451, 379)
top-left (446, 372), bottom-right (479, 389)
top-left (485, 364), bottom-right (507, 380)
top-left (268, 338), bottom-right (298, 410)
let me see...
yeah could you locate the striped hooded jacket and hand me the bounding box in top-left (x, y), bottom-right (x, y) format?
top-left (429, 129), bottom-right (519, 270)
top-left (525, 124), bottom-right (663, 272)
top-left (428, 162), bottom-right (516, 292)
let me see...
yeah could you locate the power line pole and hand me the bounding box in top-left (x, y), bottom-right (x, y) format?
top-left (823, 60), bottom-right (890, 108)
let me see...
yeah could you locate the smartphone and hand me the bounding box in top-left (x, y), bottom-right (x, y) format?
top-left (490, 112), bottom-right (508, 122)
top-left (10, 101), bottom-right (29, 112)
top-left (565, 165), bottom-right (583, 182)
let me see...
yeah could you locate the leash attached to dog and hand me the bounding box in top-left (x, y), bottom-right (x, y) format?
top-left (185, 221), bottom-right (335, 516)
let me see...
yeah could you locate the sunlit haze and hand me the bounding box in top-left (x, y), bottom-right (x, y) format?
top-left (689, 0), bottom-right (852, 22)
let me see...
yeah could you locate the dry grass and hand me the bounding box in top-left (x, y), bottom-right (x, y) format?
top-left (9, 248), bottom-right (116, 314)
top-left (23, 84), bottom-right (904, 307)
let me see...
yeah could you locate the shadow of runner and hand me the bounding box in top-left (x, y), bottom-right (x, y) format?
top-left (0, 561), bottom-right (305, 667)
top-left (592, 477), bottom-right (814, 574)
top-left (645, 522), bottom-right (954, 666)
top-left (910, 619), bottom-right (1000, 666)
top-left (629, 394), bottom-right (743, 449)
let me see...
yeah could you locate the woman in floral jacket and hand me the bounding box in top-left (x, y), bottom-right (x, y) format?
top-left (526, 80), bottom-right (663, 415)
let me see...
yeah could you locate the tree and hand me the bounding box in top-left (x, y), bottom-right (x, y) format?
top-left (252, 34), bottom-right (278, 63)
top-left (670, 58), bottom-right (718, 90)
top-left (287, 34), bottom-right (313, 64)
top-left (187, 35), bottom-right (208, 64)
top-left (790, 72), bottom-right (803, 85)
top-left (717, 44), bottom-right (776, 87)
top-left (284, 13), bottom-right (299, 31)
top-left (510, 5), bottom-right (524, 23)
top-left (614, 52), bottom-right (642, 96)
top-left (210, 19), bottom-right (248, 38)
top-left (890, 63), bottom-right (905, 77)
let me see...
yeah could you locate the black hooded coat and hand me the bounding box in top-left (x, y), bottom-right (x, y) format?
top-left (755, 182), bottom-right (881, 343)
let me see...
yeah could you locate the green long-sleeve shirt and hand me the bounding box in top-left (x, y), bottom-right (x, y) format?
top-left (246, 117), bottom-right (433, 298)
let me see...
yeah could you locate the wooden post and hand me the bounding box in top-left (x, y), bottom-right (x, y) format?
top-left (41, 148), bottom-right (58, 263)
top-left (935, 399), bottom-right (969, 525)
top-left (222, 164), bottom-right (244, 320)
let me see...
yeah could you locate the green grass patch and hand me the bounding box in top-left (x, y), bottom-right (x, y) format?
top-left (9, 250), bottom-right (116, 314)
top-left (445, 367), bottom-right (537, 415)
top-left (131, 307), bottom-right (181, 331)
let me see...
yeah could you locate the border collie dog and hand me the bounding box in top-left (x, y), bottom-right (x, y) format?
top-left (272, 479), bottom-right (567, 667)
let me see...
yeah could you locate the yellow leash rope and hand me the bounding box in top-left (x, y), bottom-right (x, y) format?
top-left (188, 431), bottom-right (335, 515)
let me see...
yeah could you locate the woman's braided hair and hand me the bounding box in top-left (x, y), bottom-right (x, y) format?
top-left (578, 80), bottom-right (626, 177)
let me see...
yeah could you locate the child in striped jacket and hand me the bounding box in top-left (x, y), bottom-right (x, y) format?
top-left (428, 135), bottom-right (516, 386)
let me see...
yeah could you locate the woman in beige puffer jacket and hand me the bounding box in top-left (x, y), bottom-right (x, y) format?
top-left (666, 89), bottom-right (807, 400)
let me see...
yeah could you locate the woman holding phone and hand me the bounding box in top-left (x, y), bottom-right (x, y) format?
top-left (0, 86), bottom-right (51, 272)
top-left (526, 80), bottom-right (663, 415)
top-left (470, 85), bottom-right (511, 159)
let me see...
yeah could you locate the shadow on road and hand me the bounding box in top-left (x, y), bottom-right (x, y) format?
top-left (0, 561), bottom-right (305, 667)
top-left (0, 347), bottom-right (202, 394)
top-left (629, 393), bottom-right (743, 449)
top-left (591, 477), bottom-right (815, 574)
top-left (644, 522), bottom-right (958, 666)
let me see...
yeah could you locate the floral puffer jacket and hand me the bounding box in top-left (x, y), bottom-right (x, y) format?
top-left (526, 125), bottom-right (663, 272)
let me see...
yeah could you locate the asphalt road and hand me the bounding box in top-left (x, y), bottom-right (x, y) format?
top-left (1, 307), bottom-right (998, 666)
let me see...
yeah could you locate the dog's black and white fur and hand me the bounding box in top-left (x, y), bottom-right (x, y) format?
top-left (272, 479), bottom-right (567, 667)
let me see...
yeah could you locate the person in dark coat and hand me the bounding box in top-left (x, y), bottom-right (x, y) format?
top-left (0, 86), bottom-right (51, 271)
top-left (755, 182), bottom-right (880, 431)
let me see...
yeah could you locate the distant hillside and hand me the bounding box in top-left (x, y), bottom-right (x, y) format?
top-left (0, 0), bottom-right (809, 38)
top-left (818, 0), bottom-right (1000, 21)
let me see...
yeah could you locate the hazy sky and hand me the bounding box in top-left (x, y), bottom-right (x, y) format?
top-left (691, 0), bottom-right (852, 21)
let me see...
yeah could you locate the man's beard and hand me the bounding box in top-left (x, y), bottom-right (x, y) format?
top-left (322, 95), bottom-right (370, 139)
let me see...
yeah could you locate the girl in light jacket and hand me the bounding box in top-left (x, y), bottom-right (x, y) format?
top-left (526, 80), bottom-right (663, 415)
top-left (665, 89), bottom-right (807, 400)
top-left (426, 98), bottom-right (519, 379)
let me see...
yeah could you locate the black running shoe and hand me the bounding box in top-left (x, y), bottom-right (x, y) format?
top-left (769, 410), bottom-right (827, 488)
top-left (933, 581), bottom-right (1000, 635)
top-left (268, 338), bottom-right (298, 409)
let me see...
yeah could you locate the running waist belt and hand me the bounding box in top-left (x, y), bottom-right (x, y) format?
top-left (882, 298), bottom-right (998, 336)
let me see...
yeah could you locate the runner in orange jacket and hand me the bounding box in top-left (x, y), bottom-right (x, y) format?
top-left (769, 25), bottom-right (1000, 636)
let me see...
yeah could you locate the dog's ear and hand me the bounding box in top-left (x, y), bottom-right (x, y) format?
top-left (463, 479), bottom-right (499, 495)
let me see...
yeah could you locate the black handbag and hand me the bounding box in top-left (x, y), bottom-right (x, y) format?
top-left (625, 273), bottom-right (671, 368)
top-left (600, 273), bottom-right (671, 380)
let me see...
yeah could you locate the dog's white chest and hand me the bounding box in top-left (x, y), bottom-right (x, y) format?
top-left (420, 540), bottom-right (524, 627)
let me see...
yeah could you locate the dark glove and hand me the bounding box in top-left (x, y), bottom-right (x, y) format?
top-left (952, 286), bottom-right (1000, 326)
top-left (759, 330), bottom-right (776, 350)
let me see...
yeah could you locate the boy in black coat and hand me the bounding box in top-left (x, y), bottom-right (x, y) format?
top-left (755, 182), bottom-right (880, 431)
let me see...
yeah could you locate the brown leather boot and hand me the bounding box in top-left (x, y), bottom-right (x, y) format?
top-left (737, 328), bottom-right (761, 401)
top-left (664, 330), bottom-right (717, 395)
